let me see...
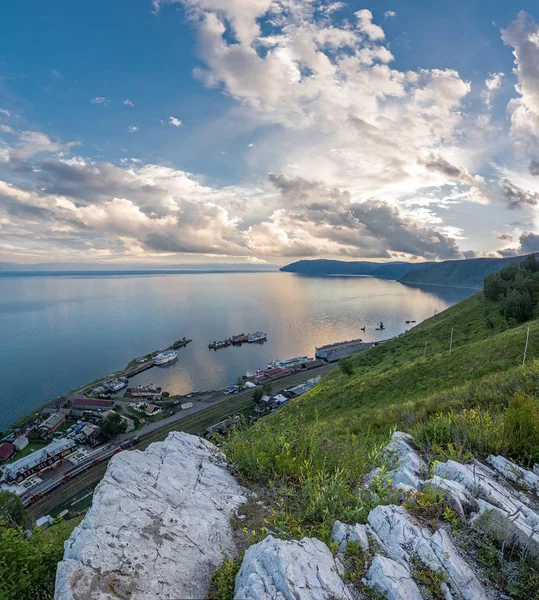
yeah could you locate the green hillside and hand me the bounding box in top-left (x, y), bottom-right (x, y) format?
top-left (224, 257), bottom-right (539, 548)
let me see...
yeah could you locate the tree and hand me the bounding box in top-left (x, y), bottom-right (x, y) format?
top-left (339, 359), bottom-right (354, 376)
top-left (100, 411), bottom-right (127, 439)
top-left (252, 388), bottom-right (263, 404)
top-left (262, 382), bottom-right (272, 396)
top-left (0, 492), bottom-right (28, 529)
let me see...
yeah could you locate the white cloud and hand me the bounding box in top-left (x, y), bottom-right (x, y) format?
top-left (481, 72), bottom-right (504, 106)
top-left (127, 125), bottom-right (139, 133)
top-left (0, 125), bottom-right (14, 134)
top-left (0, 108), bottom-right (11, 117)
top-left (384, 11), bottom-right (397, 18)
top-left (169, 116), bottom-right (183, 127)
top-left (355, 9), bottom-right (385, 41)
top-left (90, 97), bottom-right (111, 105)
top-left (123, 99), bottom-right (135, 107)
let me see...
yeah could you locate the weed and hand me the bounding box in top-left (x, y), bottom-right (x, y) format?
top-left (207, 554), bottom-right (242, 600)
top-left (410, 556), bottom-right (447, 599)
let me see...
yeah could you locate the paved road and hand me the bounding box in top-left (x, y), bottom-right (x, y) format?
top-left (24, 363), bottom-right (337, 502)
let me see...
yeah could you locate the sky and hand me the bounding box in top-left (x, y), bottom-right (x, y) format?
top-left (1, 1), bottom-right (539, 265)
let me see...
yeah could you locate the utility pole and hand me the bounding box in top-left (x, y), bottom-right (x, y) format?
top-left (523, 326), bottom-right (530, 366)
top-left (449, 327), bottom-right (454, 355)
top-left (424, 341), bottom-right (427, 358)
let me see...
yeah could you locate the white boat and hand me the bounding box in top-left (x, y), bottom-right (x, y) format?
top-left (104, 377), bottom-right (128, 392)
top-left (268, 356), bottom-right (309, 369)
top-left (154, 350), bottom-right (178, 366)
top-left (247, 331), bottom-right (267, 343)
top-left (245, 368), bottom-right (263, 378)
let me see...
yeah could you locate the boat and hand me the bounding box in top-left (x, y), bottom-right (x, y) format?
top-left (103, 377), bottom-right (128, 392)
top-left (154, 350), bottom-right (178, 366)
top-left (245, 368), bottom-right (263, 378)
top-left (315, 339), bottom-right (373, 361)
top-left (125, 383), bottom-right (162, 398)
top-left (247, 332), bottom-right (267, 343)
top-left (267, 356), bottom-right (309, 369)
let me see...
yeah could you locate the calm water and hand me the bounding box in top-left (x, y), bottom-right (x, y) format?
top-left (0, 272), bottom-right (473, 431)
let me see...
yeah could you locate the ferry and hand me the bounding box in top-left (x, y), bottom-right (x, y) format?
top-left (315, 339), bottom-right (373, 361)
top-left (104, 377), bottom-right (128, 392)
top-left (154, 350), bottom-right (178, 366)
top-left (245, 368), bottom-right (263, 378)
top-left (267, 356), bottom-right (309, 369)
top-left (247, 332), bottom-right (267, 343)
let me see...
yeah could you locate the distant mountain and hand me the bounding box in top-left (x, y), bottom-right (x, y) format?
top-left (280, 255), bottom-right (531, 288)
top-left (398, 255), bottom-right (530, 288)
top-left (280, 259), bottom-right (435, 280)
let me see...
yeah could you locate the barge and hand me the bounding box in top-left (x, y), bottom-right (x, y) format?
top-left (315, 339), bottom-right (374, 362)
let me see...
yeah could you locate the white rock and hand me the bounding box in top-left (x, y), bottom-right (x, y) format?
top-left (364, 556), bottom-right (422, 600)
top-left (487, 455), bottom-right (539, 492)
top-left (424, 475), bottom-right (476, 518)
top-left (365, 432), bottom-right (426, 492)
top-left (331, 520), bottom-right (369, 554)
top-left (367, 505), bottom-right (487, 600)
top-left (55, 432), bottom-right (247, 600)
top-left (234, 535), bottom-right (353, 600)
top-left (435, 459), bottom-right (539, 555)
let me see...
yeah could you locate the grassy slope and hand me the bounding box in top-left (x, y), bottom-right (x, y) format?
top-left (277, 293), bottom-right (535, 429)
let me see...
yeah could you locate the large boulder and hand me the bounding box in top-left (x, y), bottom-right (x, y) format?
top-left (234, 535), bottom-right (353, 600)
top-left (55, 432), bottom-right (247, 600)
top-left (331, 520), bottom-right (369, 554)
top-left (367, 505), bottom-right (488, 600)
top-left (364, 556), bottom-right (422, 600)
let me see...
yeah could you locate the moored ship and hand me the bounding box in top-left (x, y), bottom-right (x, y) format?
top-left (154, 350), bottom-right (178, 366)
top-left (267, 356), bottom-right (309, 369)
top-left (247, 331), bottom-right (267, 343)
top-left (315, 338), bottom-right (374, 361)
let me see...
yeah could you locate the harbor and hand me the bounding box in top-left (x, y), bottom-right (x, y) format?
top-left (208, 331), bottom-right (267, 350)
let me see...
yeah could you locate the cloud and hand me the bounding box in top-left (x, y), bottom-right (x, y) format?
top-left (123, 99), bottom-right (135, 107)
top-left (481, 72), bottom-right (504, 106)
top-left (500, 179), bottom-right (539, 209)
top-left (384, 11), bottom-right (396, 18)
top-left (355, 9), bottom-right (385, 41)
top-left (419, 153), bottom-right (483, 185)
top-left (0, 108), bottom-right (11, 117)
top-left (0, 125), bottom-right (14, 134)
top-left (127, 125), bottom-right (139, 133)
top-left (6, 131), bottom-right (66, 162)
top-left (529, 159), bottom-right (539, 176)
top-left (499, 231), bottom-right (539, 257)
top-left (502, 13), bottom-right (539, 150)
top-left (169, 116), bottom-right (183, 127)
top-left (48, 69), bottom-right (63, 79)
top-left (90, 97), bottom-right (111, 105)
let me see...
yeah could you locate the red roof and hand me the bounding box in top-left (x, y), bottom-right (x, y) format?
top-left (263, 367), bottom-right (292, 377)
top-left (73, 398), bottom-right (114, 408)
top-left (0, 442), bottom-right (16, 461)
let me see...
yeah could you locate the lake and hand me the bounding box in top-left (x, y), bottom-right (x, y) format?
top-left (0, 271), bottom-right (473, 431)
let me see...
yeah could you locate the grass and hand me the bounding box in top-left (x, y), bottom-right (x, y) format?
top-left (222, 290), bottom-right (539, 541)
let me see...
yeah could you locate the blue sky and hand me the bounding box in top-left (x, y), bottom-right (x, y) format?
top-left (1, 0), bottom-right (539, 264)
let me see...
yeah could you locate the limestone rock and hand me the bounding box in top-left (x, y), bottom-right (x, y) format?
top-left (234, 535), bottom-right (353, 600)
top-left (365, 432), bottom-right (426, 492)
top-left (332, 520), bottom-right (369, 554)
top-left (424, 475), bottom-right (476, 518)
top-left (367, 504), bottom-right (487, 600)
top-left (55, 432), bottom-right (247, 600)
top-left (364, 556), bottom-right (422, 600)
top-left (487, 455), bottom-right (539, 492)
top-left (435, 459), bottom-right (539, 556)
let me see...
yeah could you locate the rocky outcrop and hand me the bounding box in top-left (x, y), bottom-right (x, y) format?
top-left (55, 432), bottom-right (247, 600)
top-left (331, 520), bottom-right (369, 554)
top-left (234, 535), bottom-right (353, 600)
top-left (368, 504), bottom-right (488, 600)
top-left (364, 556), bottom-right (422, 600)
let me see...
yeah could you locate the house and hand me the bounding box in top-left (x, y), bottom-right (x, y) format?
top-left (12, 436), bottom-right (29, 452)
top-left (273, 394), bottom-right (288, 405)
top-left (244, 381), bottom-right (257, 389)
top-left (80, 424), bottom-right (101, 443)
top-left (39, 413), bottom-right (65, 433)
top-left (0, 442), bottom-right (16, 463)
top-left (286, 383), bottom-right (309, 397)
top-left (72, 398), bottom-right (114, 411)
top-left (144, 404), bottom-right (160, 415)
top-left (35, 515), bottom-right (54, 529)
top-left (102, 410), bottom-right (135, 432)
top-left (2, 438), bottom-right (77, 483)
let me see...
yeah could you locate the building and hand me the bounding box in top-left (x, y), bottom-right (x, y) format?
top-left (144, 404), bottom-right (160, 415)
top-left (72, 398), bottom-right (114, 411)
top-left (273, 394), bottom-right (288, 405)
top-left (13, 436), bottom-right (28, 452)
top-left (2, 438), bottom-right (77, 483)
top-left (39, 413), bottom-right (65, 433)
top-left (80, 424), bottom-right (101, 443)
top-left (255, 367), bottom-right (292, 383)
top-left (102, 410), bottom-right (135, 432)
top-left (0, 442), bottom-right (16, 463)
